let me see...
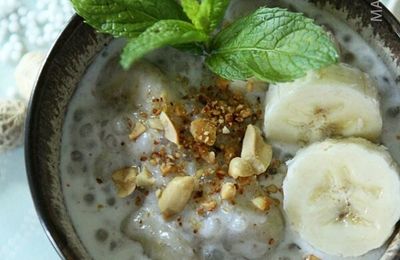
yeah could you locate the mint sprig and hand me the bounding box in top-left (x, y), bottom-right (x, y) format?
top-left (182, 0), bottom-right (230, 34)
top-left (71, 1), bottom-right (339, 83)
top-left (206, 8), bottom-right (339, 82)
top-left (71, 0), bottom-right (187, 38)
top-left (121, 20), bottom-right (209, 69)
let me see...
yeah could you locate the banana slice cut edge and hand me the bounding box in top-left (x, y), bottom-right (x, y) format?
top-left (264, 63), bottom-right (382, 146)
top-left (283, 138), bottom-right (400, 257)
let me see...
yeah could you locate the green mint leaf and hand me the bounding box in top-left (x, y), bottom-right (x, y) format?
top-left (181, 0), bottom-right (201, 25)
top-left (196, 0), bottom-right (230, 33)
top-left (120, 20), bottom-right (209, 69)
top-left (181, 0), bottom-right (230, 33)
top-left (206, 7), bottom-right (339, 82)
top-left (70, 0), bottom-right (187, 38)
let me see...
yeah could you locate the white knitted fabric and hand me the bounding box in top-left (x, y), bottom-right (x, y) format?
top-left (0, 100), bottom-right (26, 153)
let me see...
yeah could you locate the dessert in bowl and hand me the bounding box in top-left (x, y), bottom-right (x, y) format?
top-left (26, 0), bottom-right (400, 259)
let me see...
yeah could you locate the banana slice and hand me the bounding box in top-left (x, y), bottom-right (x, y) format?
top-left (264, 64), bottom-right (382, 145)
top-left (283, 138), bottom-right (400, 257)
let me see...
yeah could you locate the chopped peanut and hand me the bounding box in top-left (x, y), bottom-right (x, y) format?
top-left (220, 183), bottom-right (236, 200)
top-left (201, 200), bottom-right (217, 212)
top-left (111, 167), bottom-right (138, 198)
top-left (222, 126), bottom-right (230, 134)
top-left (202, 151), bottom-right (216, 164)
top-left (129, 122), bottom-right (146, 140)
top-left (228, 157), bottom-right (257, 179)
top-left (148, 118), bottom-right (164, 130)
top-left (190, 118), bottom-right (217, 146)
top-left (136, 167), bottom-right (155, 187)
top-left (158, 176), bottom-right (195, 217)
top-left (241, 124), bottom-right (272, 174)
top-left (251, 196), bottom-right (273, 211)
top-left (160, 111), bottom-right (179, 145)
top-left (160, 162), bottom-right (177, 176)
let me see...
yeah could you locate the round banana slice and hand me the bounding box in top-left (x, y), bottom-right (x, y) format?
top-left (264, 63), bottom-right (382, 145)
top-left (283, 138), bottom-right (400, 257)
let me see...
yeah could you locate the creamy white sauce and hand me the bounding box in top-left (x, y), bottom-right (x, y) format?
top-left (60, 1), bottom-right (400, 259)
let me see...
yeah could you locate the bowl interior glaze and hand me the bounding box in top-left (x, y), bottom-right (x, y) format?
top-left (25, 1), bottom-right (400, 259)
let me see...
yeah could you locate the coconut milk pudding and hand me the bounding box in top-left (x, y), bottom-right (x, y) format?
top-left (60, 1), bottom-right (400, 259)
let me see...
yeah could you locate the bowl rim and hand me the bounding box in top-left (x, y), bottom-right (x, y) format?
top-left (25, 1), bottom-right (400, 259)
top-left (25, 14), bottom-right (86, 260)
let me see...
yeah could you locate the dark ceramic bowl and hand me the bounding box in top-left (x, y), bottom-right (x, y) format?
top-left (25, 0), bottom-right (400, 259)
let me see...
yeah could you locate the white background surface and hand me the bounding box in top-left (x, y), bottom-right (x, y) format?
top-left (0, 1), bottom-right (398, 260)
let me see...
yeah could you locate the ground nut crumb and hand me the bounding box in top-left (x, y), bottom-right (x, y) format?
top-left (201, 200), bottom-right (218, 212)
top-left (220, 182), bottom-right (236, 200)
top-left (190, 118), bottom-right (217, 146)
top-left (251, 196), bottom-right (273, 211)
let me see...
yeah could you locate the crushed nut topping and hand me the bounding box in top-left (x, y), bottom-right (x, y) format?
top-left (228, 157), bottom-right (257, 179)
top-left (147, 118), bottom-right (164, 130)
top-left (222, 126), bottom-right (230, 134)
top-left (251, 196), bottom-right (273, 211)
top-left (136, 167), bottom-right (155, 187)
top-left (220, 182), bottom-right (236, 201)
top-left (200, 200), bottom-right (218, 212)
top-left (158, 176), bottom-right (195, 218)
top-left (114, 78), bottom-right (275, 218)
top-left (160, 111), bottom-right (179, 145)
top-left (111, 167), bottom-right (138, 198)
top-left (129, 122), bottom-right (146, 140)
top-left (190, 118), bottom-right (217, 146)
top-left (241, 124), bottom-right (272, 174)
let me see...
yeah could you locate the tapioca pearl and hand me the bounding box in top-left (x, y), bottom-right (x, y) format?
top-left (82, 164), bottom-right (88, 173)
top-left (73, 108), bottom-right (85, 122)
top-left (95, 228), bottom-right (109, 242)
top-left (105, 134), bottom-right (120, 151)
top-left (112, 117), bottom-right (131, 135)
top-left (342, 52), bottom-right (355, 63)
top-left (288, 243), bottom-right (301, 251)
top-left (106, 197), bottom-right (116, 206)
top-left (83, 193), bottom-right (95, 205)
top-left (343, 34), bottom-right (352, 43)
top-left (109, 241), bottom-right (117, 251)
top-left (85, 140), bottom-right (98, 150)
top-left (71, 150), bottom-right (83, 161)
top-left (79, 123), bottom-right (93, 138)
top-left (386, 106), bottom-right (400, 118)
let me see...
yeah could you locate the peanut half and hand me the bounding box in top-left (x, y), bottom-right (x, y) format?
top-left (158, 176), bottom-right (195, 217)
top-left (136, 167), bottom-right (155, 188)
top-left (228, 157), bottom-right (257, 179)
top-left (147, 118), bottom-right (164, 130)
top-left (159, 111), bottom-right (179, 145)
top-left (241, 124), bottom-right (272, 174)
top-left (111, 167), bottom-right (138, 198)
